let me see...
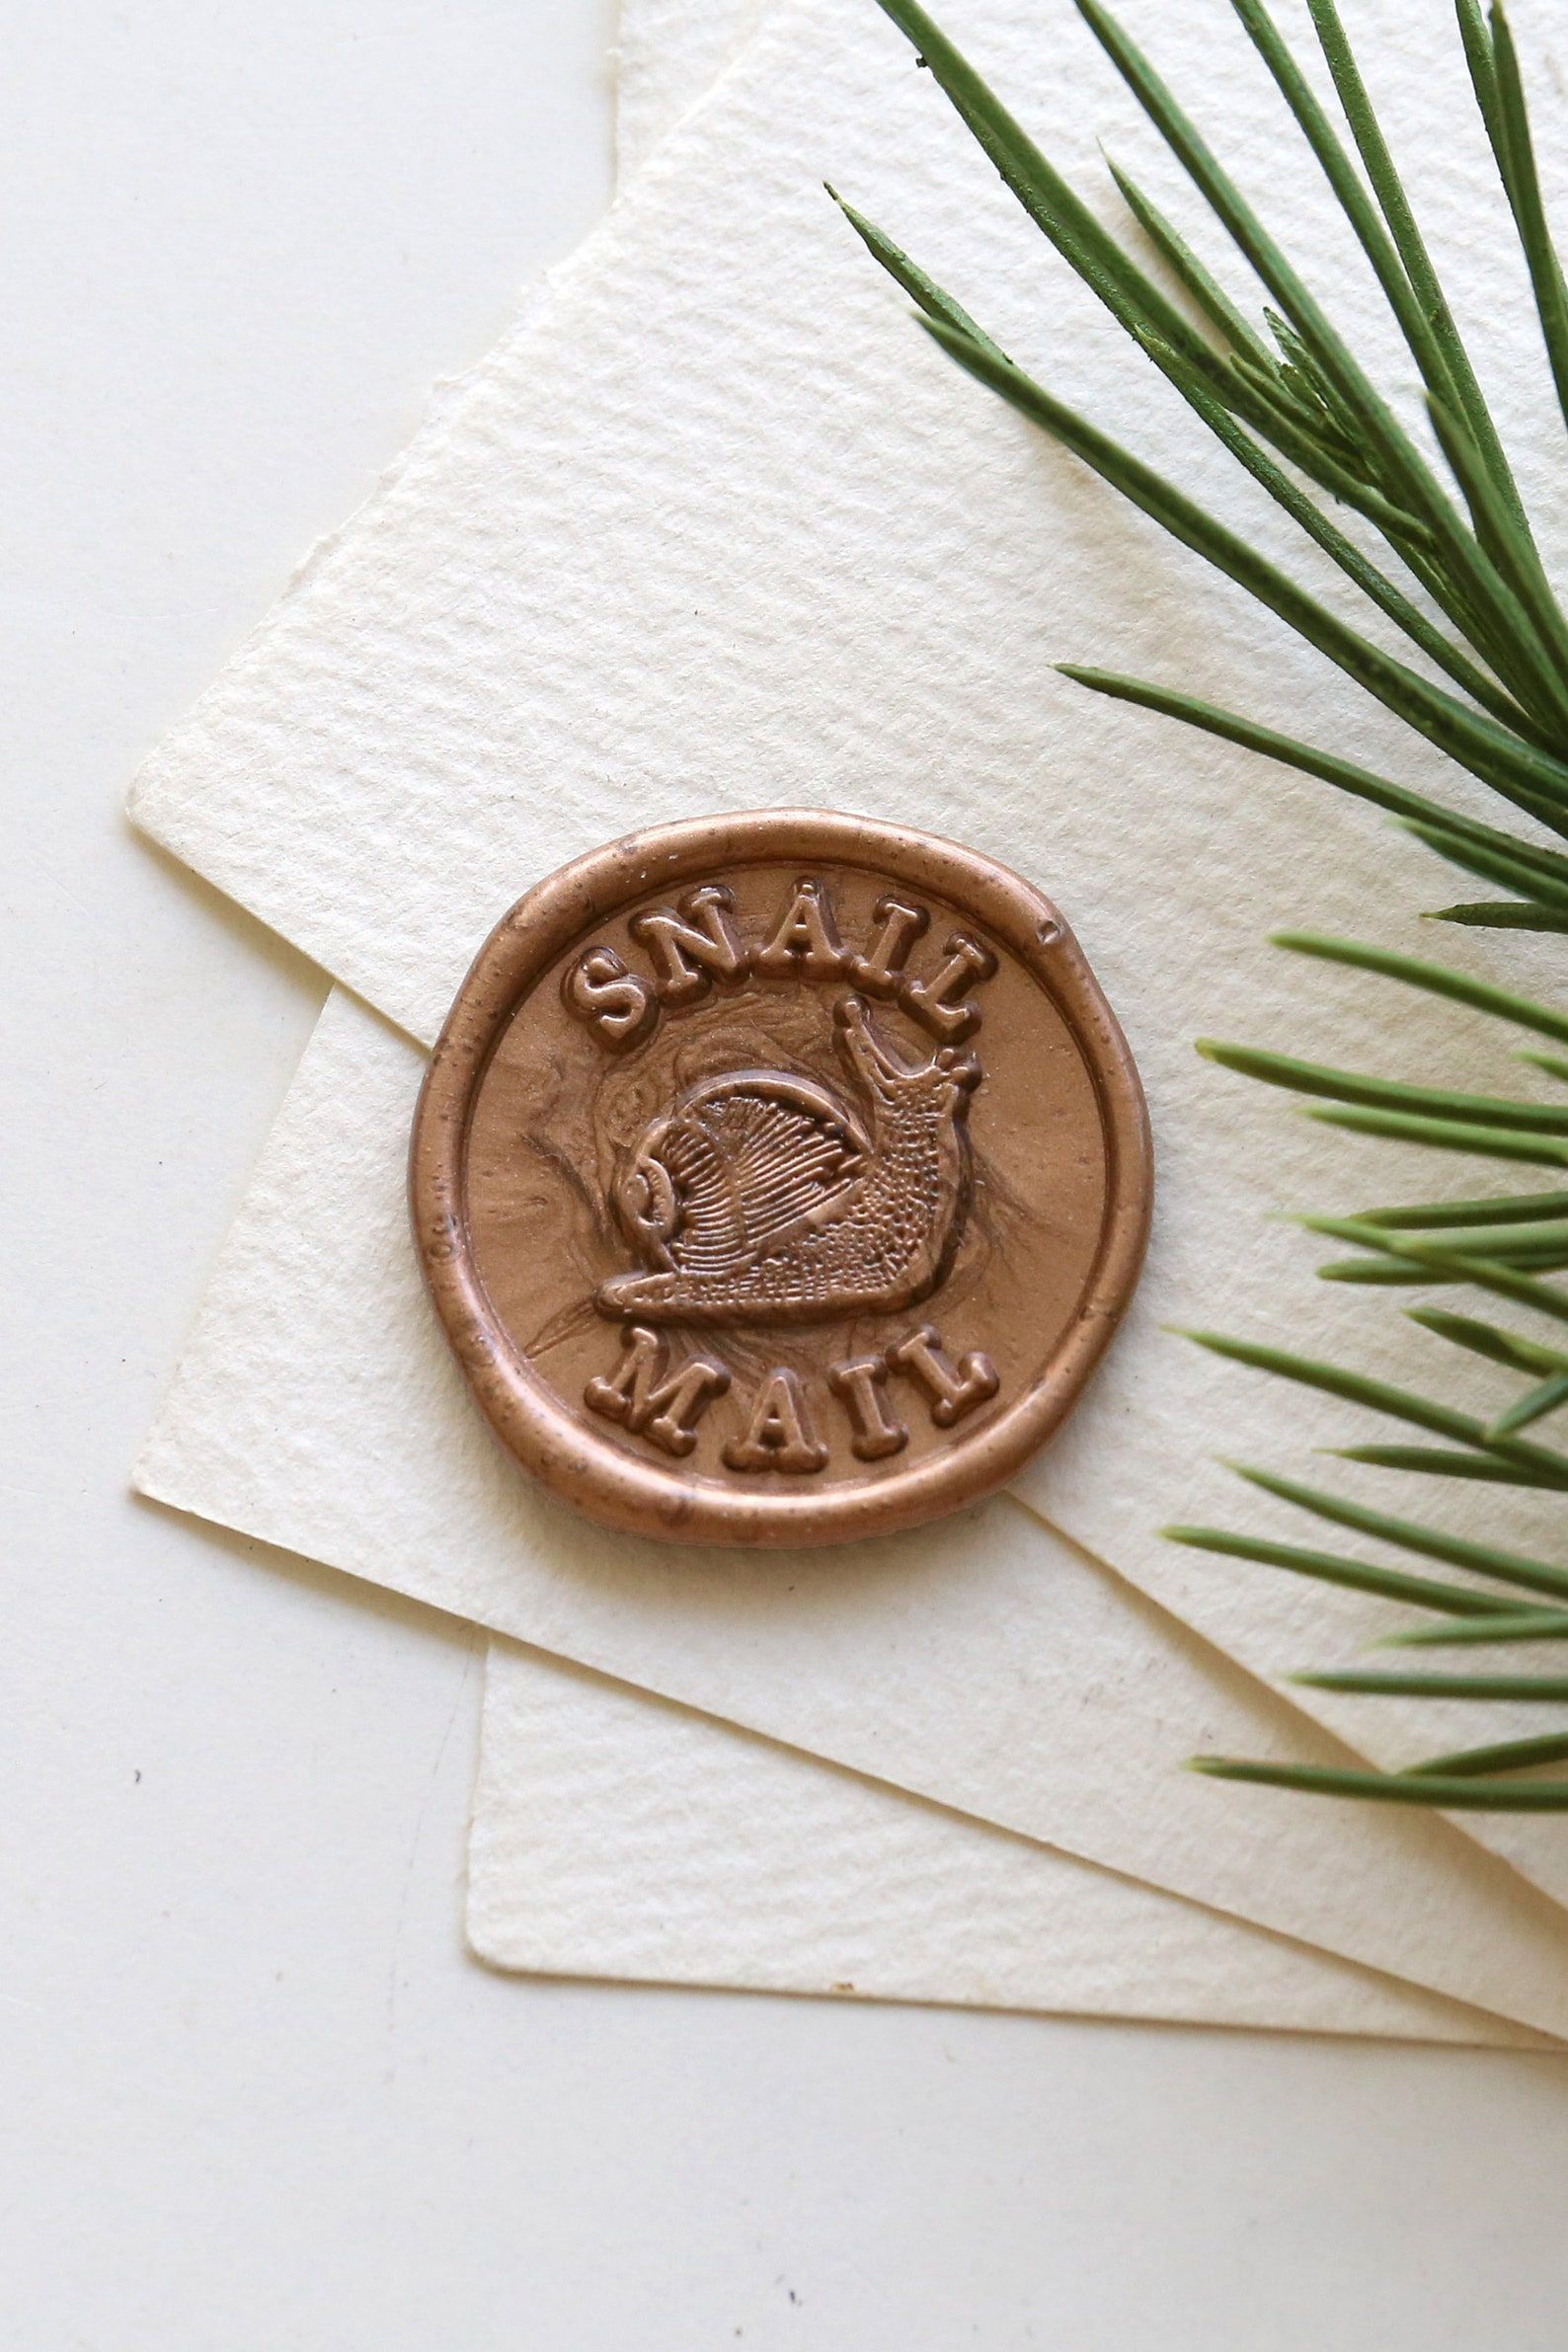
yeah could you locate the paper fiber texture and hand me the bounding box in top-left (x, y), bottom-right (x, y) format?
top-left (613, 0), bottom-right (761, 179)
top-left (473, 1642), bottom-right (1549, 2047)
top-left (135, 991), bottom-right (1568, 2040)
top-left (128, 0), bottom-right (1568, 1913)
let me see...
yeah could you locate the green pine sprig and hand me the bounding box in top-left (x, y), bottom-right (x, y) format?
top-left (845, 0), bottom-right (1568, 1803)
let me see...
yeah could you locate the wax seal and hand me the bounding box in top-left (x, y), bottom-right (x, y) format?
top-left (410, 810), bottom-right (1150, 1547)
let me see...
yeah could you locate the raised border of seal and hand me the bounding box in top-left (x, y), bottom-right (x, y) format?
top-left (410, 809), bottom-right (1151, 1547)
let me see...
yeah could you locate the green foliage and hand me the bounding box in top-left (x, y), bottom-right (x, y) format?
top-left (848, 0), bottom-right (1568, 1801)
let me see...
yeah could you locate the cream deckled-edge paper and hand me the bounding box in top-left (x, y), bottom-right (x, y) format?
top-left (506, 0), bottom-right (1478, 2042)
top-left (128, 0), bottom-right (1568, 2022)
top-left (73, 0), bottom-right (1471, 2048)
top-left (474, 1642), bottom-right (1553, 2043)
top-left (456, 0), bottom-right (1551, 2045)
top-left (131, 0), bottom-right (1568, 2032)
top-left (87, 0), bottom-right (1477, 2052)
top-left (472, 0), bottom-right (1505, 2043)
top-left (135, 990), bottom-right (1568, 2040)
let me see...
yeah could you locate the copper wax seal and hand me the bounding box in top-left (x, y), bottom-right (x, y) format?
top-left (410, 810), bottom-right (1150, 1547)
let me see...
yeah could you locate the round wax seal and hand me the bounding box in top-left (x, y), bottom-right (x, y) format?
top-left (410, 810), bottom-right (1151, 1547)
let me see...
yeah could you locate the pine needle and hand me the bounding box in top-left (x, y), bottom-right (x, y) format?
top-left (1191, 1759), bottom-right (1568, 1807)
top-left (858, 0), bottom-right (1568, 1803)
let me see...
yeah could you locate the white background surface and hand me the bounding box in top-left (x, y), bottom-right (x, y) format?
top-left (8, 4), bottom-right (1568, 2345)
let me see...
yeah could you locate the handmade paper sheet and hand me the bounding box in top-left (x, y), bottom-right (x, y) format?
top-left (487, 0), bottom-right (1568, 2038)
top-left (492, 0), bottom-right (1362, 2030)
top-left (530, 0), bottom-right (1412, 2035)
top-left (474, 1642), bottom-right (1551, 2045)
top-left (132, 0), bottom-right (1568, 1934)
top-left (129, 0), bottom-right (1568, 1051)
top-left (135, 990), bottom-right (1568, 2039)
top-left (103, 0), bottom-right (1430, 2046)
